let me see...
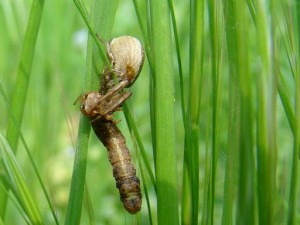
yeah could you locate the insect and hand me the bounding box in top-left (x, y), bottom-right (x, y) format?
top-left (77, 35), bottom-right (144, 214)
top-left (79, 80), bottom-right (132, 122)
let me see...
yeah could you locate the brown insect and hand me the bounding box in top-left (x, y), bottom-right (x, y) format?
top-left (77, 36), bottom-right (144, 214)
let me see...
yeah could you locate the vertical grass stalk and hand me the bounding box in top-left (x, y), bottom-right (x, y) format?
top-left (221, 1), bottom-right (239, 224)
top-left (287, 0), bottom-right (300, 224)
top-left (149, 0), bottom-right (179, 224)
top-left (64, 1), bottom-right (118, 224)
top-left (236, 1), bottom-right (256, 225)
top-left (255, 0), bottom-right (277, 224)
top-left (181, 1), bottom-right (204, 225)
top-left (207, 0), bottom-right (222, 224)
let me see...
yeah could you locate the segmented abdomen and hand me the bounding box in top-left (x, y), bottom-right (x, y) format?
top-left (91, 119), bottom-right (142, 214)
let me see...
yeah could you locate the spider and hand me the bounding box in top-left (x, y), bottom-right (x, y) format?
top-left (77, 80), bottom-right (132, 122)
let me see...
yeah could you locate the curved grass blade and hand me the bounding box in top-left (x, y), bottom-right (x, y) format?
top-left (5, 0), bottom-right (45, 152)
top-left (0, 179), bottom-right (31, 225)
top-left (0, 82), bottom-right (59, 225)
top-left (2, 0), bottom-right (45, 217)
top-left (0, 133), bottom-right (42, 224)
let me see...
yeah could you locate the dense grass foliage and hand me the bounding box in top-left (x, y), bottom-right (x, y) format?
top-left (0, 0), bottom-right (299, 225)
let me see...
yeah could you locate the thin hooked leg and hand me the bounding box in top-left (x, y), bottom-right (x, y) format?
top-left (98, 80), bottom-right (129, 102)
top-left (102, 91), bottom-right (132, 115)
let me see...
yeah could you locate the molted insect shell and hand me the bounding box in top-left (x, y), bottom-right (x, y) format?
top-left (107, 36), bottom-right (145, 86)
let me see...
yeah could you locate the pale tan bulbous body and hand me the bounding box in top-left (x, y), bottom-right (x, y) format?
top-left (107, 36), bottom-right (144, 86)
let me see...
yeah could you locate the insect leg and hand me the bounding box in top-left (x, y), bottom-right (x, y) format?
top-left (102, 91), bottom-right (132, 115)
top-left (97, 80), bottom-right (129, 103)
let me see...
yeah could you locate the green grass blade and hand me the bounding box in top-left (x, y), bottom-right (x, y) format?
top-left (64, 1), bottom-right (118, 225)
top-left (236, 1), bottom-right (256, 225)
top-left (287, 1), bottom-right (300, 224)
top-left (149, 0), bottom-right (179, 224)
top-left (207, 0), bottom-right (222, 224)
top-left (0, 133), bottom-right (42, 224)
top-left (278, 71), bottom-right (295, 133)
top-left (221, 1), bottom-right (241, 224)
top-left (168, 0), bottom-right (186, 129)
top-left (182, 0), bottom-right (203, 225)
top-left (123, 104), bottom-right (156, 190)
top-left (255, 0), bottom-right (277, 224)
top-left (132, 0), bottom-right (154, 72)
top-left (1, 0), bottom-right (45, 217)
top-left (72, 0), bottom-right (110, 66)
top-left (138, 154), bottom-right (154, 225)
top-left (5, 0), bottom-right (44, 151)
top-left (0, 83), bottom-right (59, 225)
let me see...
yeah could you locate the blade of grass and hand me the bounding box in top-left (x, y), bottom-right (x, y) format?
top-left (278, 71), bottom-right (295, 134)
top-left (255, 0), bottom-right (277, 224)
top-left (277, 5), bottom-right (296, 134)
top-left (123, 104), bottom-right (156, 190)
top-left (138, 151), bottom-right (154, 225)
top-left (182, 0), bottom-right (203, 225)
top-left (168, 0), bottom-right (186, 130)
top-left (287, 1), bottom-right (300, 224)
top-left (221, 0), bottom-right (241, 224)
top-left (64, 1), bottom-right (118, 224)
top-left (5, 0), bottom-right (45, 152)
top-left (72, 0), bottom-right (110, 67)
top-left (1, 0), bottom-right (45, 217)
top-left (149, 0), bottom-right (179, 224)
top-left (132, 0), bottom-right (156, 162)
top-left (207, 0), bottom-right (222, 224)
top-left (0, 181), bottom-right (30, 225)
top-left (0, 133), bottom-right (42, 224)
top-left (132, 0), bottom-right (154, 73)
top-left (0, 82), bottom-right (59, 225)
top-left (236, 1), bottom-right (256, 225)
